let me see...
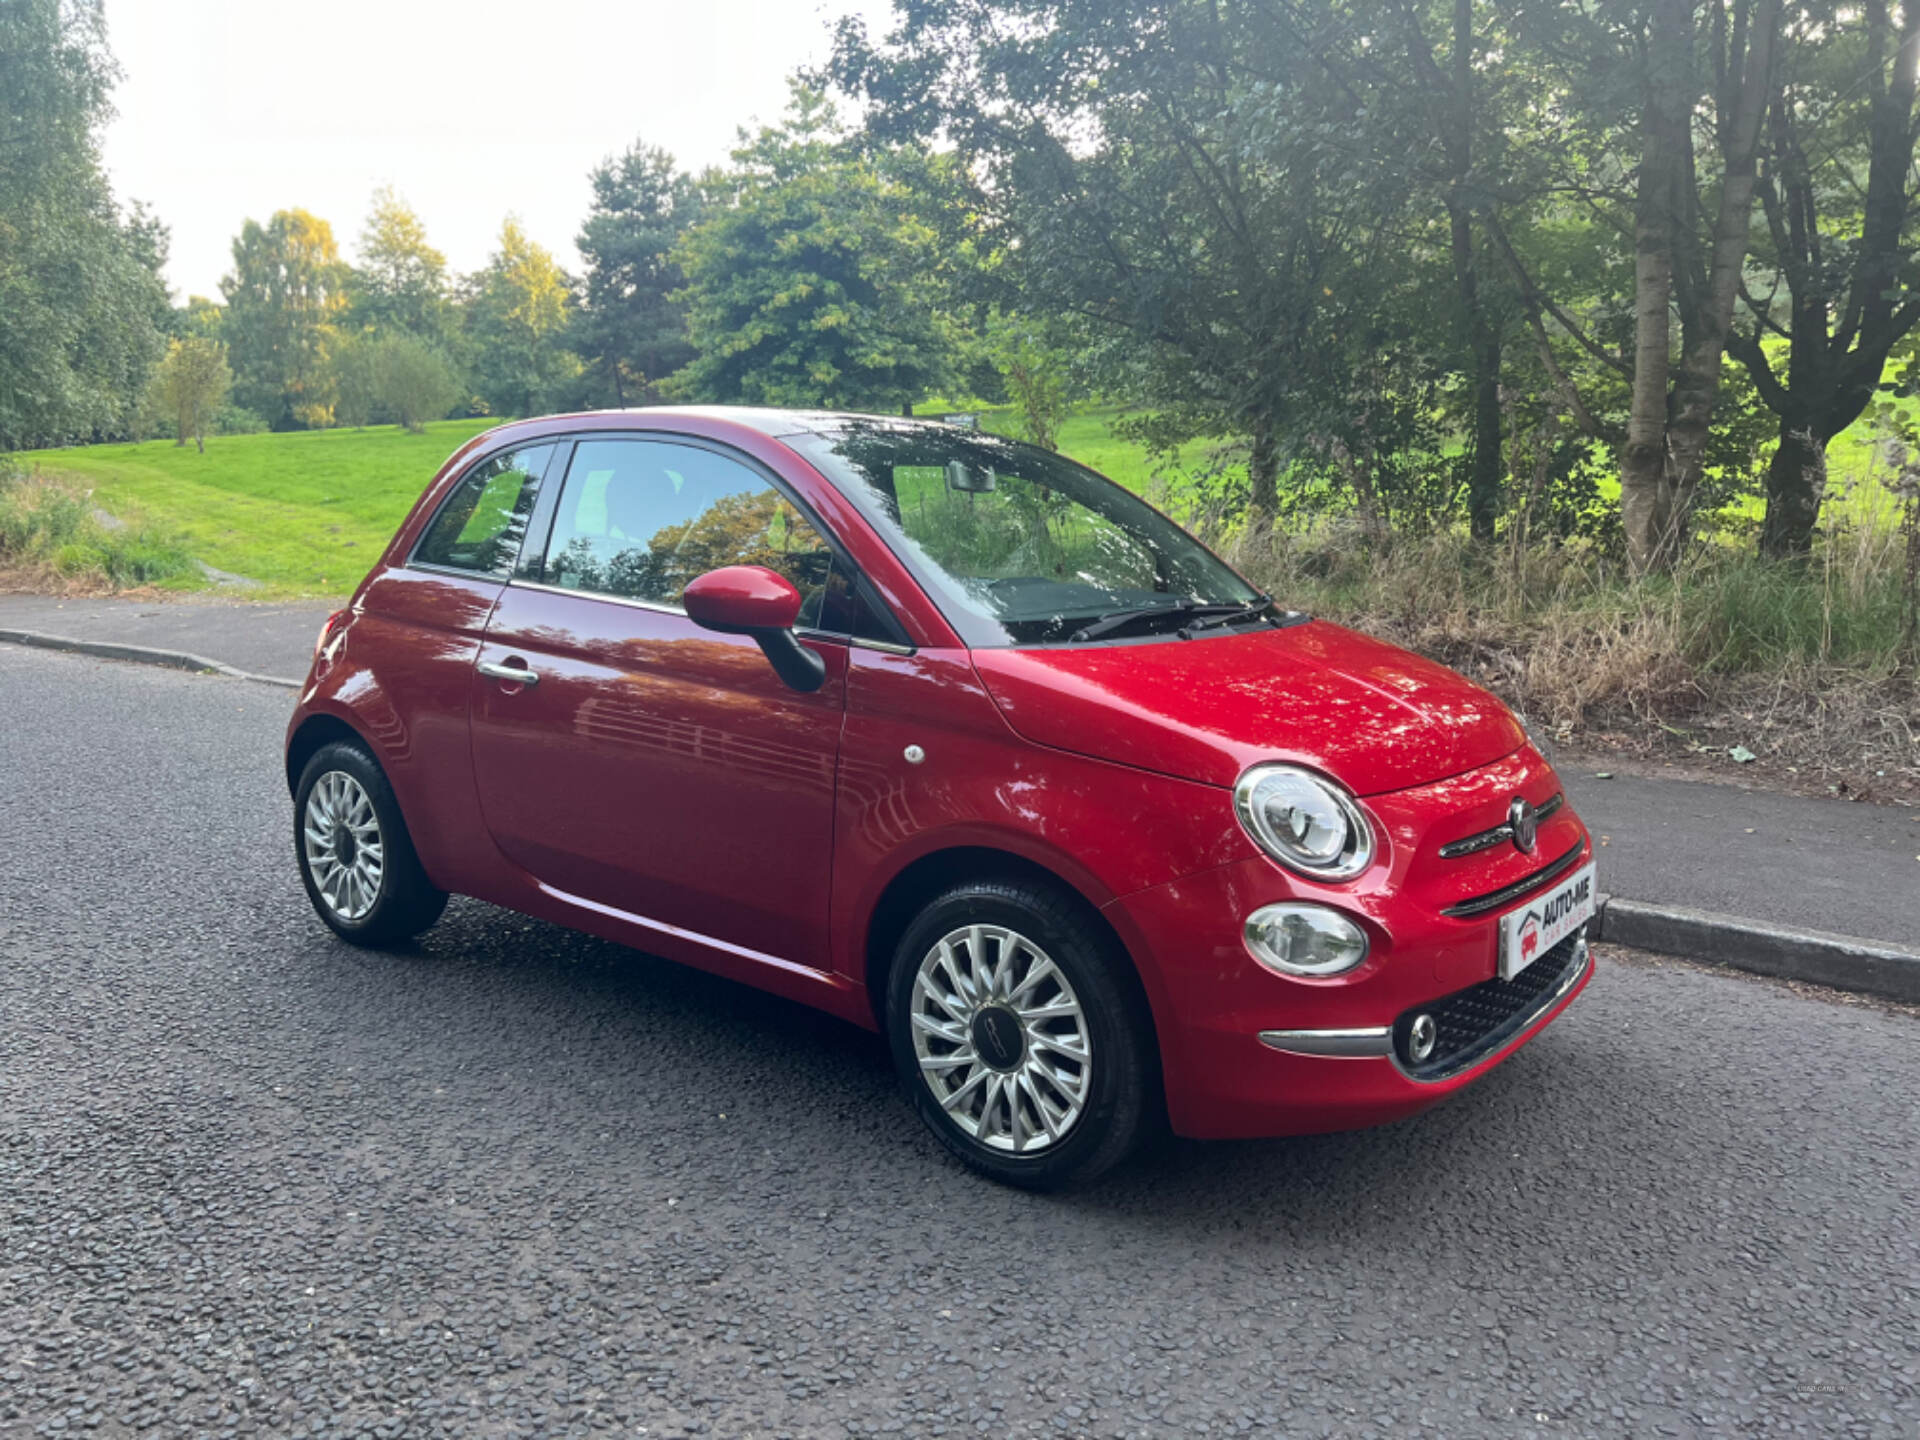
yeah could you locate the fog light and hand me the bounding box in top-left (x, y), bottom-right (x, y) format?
top-left (1243, 904), bottom-right (1370, 978)
top-left (1408, 1013), bottom-right (1438, 1063)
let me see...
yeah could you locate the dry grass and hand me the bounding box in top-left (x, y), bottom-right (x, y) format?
top-left (1218, 520), bottom-right (1920, 793)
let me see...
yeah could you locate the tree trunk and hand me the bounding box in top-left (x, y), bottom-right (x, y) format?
top-left (195, 432), bottom-right (205, 454)
top-left (1759, 423), bottom-right (1825, 557)
top-left (1247, 410), bottom-right (1279, 532)
top-left (1666, 0), bottom-right (1779, 549)
top-left (1621, 0), bottom-right (1690, 573)
top-left (1467, 328), bottom-right (1502, 542)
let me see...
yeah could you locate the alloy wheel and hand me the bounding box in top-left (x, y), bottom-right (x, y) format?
top-left (302, 770), bottom-right (385, 922)
top-left (910, 922), bottom-right (1093, 1155)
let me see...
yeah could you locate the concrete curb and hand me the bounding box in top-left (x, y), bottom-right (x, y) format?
top-left (0, 628), bottom-right (301, 690)
top-left (1595, 896), bottom-right (1920, 1004)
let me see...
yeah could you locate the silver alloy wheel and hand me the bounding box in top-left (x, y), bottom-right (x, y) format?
top-left (302, 770), bottom-right (385, 922)
top-left (910, 923), bottom-right (1092, 1155)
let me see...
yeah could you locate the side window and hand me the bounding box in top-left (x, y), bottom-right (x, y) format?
top-left (414, 443), bottom-right (556, 576)
top-left (541, 439), bottom-right (838, 619)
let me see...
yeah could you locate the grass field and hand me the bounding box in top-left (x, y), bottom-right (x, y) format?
top-left (21, 420), bottom-right (499, 594)
top-left (15, 402), bottom-right (1911, 597)
top-left (18, 411), bottom-right (1157, 596)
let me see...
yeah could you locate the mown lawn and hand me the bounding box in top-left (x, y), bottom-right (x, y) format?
top-left (18, 410), bottom-right (1158, 596)
top-left (21, 420), bottom-right (500, 594)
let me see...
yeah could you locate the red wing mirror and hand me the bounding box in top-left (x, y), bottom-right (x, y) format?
top-left (683, 565), bottom-right (825, 692)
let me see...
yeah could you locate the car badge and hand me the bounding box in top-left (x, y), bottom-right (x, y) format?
top-left (1508, 796), bottom-right (1539, 854)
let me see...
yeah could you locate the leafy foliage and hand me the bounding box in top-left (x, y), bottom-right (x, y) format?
top-left (668, 89), bottom-right (961, 413)
top-left (574, 142), bottom-right (702, 405)
top-left (466, 218), bottom-right (579, 418)
top-left (220, 209), bottom-right (349, 429)
top-left (149, 336), bottom-right (232, 452)
top-left (0, 0), bottom-right (171, 449)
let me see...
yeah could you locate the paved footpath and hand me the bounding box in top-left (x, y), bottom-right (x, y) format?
top-left (4, 592), bottom-right (1916, 950)
top-left (3, 642), bottom-right (1916, 1438)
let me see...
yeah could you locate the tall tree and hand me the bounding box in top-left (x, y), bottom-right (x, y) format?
top-left (0, 0), bottom-right (171, 449)
top-left (1499, 0), bottom-right (1780, 570)
top-left (836, 1), bottom-right (1424, 530)
top-left (352, 187), bottom-right (454, 347)
top-left (466, 217), bottom-right (579, 417)
top-left (220, 209), bottom-right (349, 428)
top-left (574, 141), bottom-right (702, 406)
top-left (1729, 0), bottom-right (1920, 556)
top-left (669, 90), bottom-right (959, 413)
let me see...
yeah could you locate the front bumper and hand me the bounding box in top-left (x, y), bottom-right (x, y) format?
top-left (1105, 748), bottom-right (1596, 1140)
top-left (1259, 929), bottom-right (1591, 1079)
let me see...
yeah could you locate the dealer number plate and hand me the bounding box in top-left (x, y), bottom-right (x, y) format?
top-left (1498, 862), bottom-right (1597, 981)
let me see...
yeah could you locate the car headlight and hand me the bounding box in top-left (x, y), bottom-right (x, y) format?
top-left (1232, 764), bottom-right (1373, 880)
top-left (1244, 903), bottom-right (1370, 977)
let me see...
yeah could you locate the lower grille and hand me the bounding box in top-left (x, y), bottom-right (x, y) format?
top-left (1393, 929), bottom-right (1589, 1081)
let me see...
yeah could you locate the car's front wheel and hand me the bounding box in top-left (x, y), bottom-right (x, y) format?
top-left (886, 878), bottom-right (1157, 1189)
top-left (294, 740), bottom-right (447, 947)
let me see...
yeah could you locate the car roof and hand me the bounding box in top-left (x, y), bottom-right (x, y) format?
top-left (494, 405), bottom-right (961, 441)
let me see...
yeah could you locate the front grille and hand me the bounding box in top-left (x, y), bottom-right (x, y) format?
top-left (1441, 840), bottom-right (1585, 918)
top-left (1393, 930), bottom-right (1589, 1081)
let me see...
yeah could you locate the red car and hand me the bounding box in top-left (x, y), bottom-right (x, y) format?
top-left (285, 409), bottom-right (1596, 1188)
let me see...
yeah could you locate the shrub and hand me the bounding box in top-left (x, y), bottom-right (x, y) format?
top-left (0, 467), bottom-right (198, 588)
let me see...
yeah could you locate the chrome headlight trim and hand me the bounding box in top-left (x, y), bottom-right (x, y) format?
top-left (1232, 764), bottom-right (1374, 881)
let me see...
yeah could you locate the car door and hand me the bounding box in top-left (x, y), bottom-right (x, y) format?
top-left (467, 434), bottom-right (854, 972)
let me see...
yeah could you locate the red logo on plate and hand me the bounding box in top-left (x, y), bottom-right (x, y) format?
top-left (1519, 915), bottom-right (1542, 963)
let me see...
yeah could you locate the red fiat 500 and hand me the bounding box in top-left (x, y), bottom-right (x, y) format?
top-left (286, 409), bottom-right (1596, 1187)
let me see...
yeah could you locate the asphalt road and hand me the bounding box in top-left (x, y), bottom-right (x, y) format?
top-left (3, 646), bottom-right (1916, 1439)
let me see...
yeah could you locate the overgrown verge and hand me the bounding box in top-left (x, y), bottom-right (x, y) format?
top-left (1225, 529), bottom-right (1920, 794)
top-left (0, 460), bottom-right (199, 591)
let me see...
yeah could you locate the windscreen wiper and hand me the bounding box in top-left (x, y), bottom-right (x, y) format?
top-left (1066, 599), bottom-right (1207, 643)
top-left (1177, 596), bottom-right (1275, 637)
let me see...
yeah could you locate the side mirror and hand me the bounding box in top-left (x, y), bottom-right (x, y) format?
top-left (683, 565), bottom-right (826, 692)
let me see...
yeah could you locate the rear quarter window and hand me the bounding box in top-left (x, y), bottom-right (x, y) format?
top-left (413, 443), bottom-right (557, 576)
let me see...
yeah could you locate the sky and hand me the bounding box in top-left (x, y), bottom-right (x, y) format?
top-left (99, 0), bottom-right (898, 302)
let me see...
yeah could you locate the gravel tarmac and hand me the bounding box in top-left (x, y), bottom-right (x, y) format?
top-left (2, 644), bottom-right (1916, 1439)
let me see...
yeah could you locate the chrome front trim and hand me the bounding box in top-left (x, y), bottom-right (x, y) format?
top-left (1439, 792), bottom-right (1565, 858)
top-left (1440, 838), bottom-right (1585, 918)
top-left (1257, 1026), bottom-right (1393, 1059)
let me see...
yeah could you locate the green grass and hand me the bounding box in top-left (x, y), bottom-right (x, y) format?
top-left (17, 412), bottom-right (1154, 597)
top-left (20, 419), bottom-right (499, 595)
top-left (0, 463), bottom-right (200, 588)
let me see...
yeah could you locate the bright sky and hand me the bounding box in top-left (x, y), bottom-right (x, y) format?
top-left (100, 0), bottom-right (897, 301)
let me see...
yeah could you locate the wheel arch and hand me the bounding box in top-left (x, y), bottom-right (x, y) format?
top-left (860, 846), bottom-right (1163, 1065)
top-left (285, 712), bottom-right (371, 796)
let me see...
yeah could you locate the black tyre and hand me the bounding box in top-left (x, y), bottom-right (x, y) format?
top-left (293, 740), bottom-right (447, 947)
top-left (886, 878), bottom-right (1157, 1189)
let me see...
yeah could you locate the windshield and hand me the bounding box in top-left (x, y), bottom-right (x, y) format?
top-left (788, 422), bottom-right (1260, 647)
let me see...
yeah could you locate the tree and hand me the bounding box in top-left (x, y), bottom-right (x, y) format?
top-left (668, 89), bottom-right (961, 413)
top-left (981, 310), bottom-right (1083, 451)
top-left (220, 209), bottom-right (348, 428)
top-left (836, 3), bottom-right (1425, 529)
top-left (465, 217), bottom-right (579, 417)
top-left (377, 333), bottom-right (460, 431)
top-left (574, 141), bottom-right (702, 406)
top-left (151, 336), bottom-right (232, 451)
top-left (351, 187), bottom-right (455, 348)
top-left (0, 0), bottom-right (171, 449)
top-left (1729, 0), bottom-right (1920, 556)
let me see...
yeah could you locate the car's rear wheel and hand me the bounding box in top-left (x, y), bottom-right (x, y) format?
top-left (294, 740), bottom-right (446, 947)
top-left (886, 878), bottom-right (1156, 1189)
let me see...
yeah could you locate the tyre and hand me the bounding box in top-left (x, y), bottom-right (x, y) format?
top-left (294, 739), bottom-right (447, 947)
top-left (885, 878), bottom-right (1157, 1189)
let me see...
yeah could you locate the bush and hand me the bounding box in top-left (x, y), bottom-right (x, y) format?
top-left (328, 333), bottom-right (462, 432)
top-left (0, 466), bottom-right (198, 588)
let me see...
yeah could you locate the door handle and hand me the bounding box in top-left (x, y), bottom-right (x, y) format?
top-left (478, 659), bottom-right (540, 687)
